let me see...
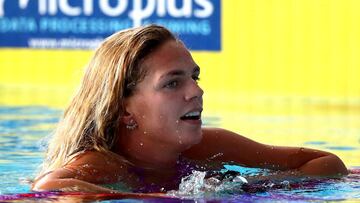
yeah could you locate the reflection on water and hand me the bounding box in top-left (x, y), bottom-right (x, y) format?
top-left (0, 105), bottom-right (359, 202)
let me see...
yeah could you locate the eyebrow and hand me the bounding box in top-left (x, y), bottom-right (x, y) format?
top-left (159, 66), bottom-right (200, 80)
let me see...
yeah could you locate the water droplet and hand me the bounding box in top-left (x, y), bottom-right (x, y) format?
top-left (233, 176), bottom-right (248, 184)
top-left (143, 131), bottom-right (147, 134)
top-left (140, 142), bottom-right (143, 146)
top-left (176, 120), bottom-right (179, 123)
top-left (281, 180), bottom-right (290, 189)
top-left (208, 152), bottom-right (224, 160)
top-left (82, 164), bottom-right (90, 168)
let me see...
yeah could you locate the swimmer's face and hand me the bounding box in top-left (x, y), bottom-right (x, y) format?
top-left (124, 40), bottom-right (203, 150)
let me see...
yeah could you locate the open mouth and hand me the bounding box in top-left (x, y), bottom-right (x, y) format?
top-left (180, 111), bottom-right (201, 121)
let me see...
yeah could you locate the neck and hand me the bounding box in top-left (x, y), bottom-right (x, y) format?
top-left (115, 127), bottom-right (180, 170)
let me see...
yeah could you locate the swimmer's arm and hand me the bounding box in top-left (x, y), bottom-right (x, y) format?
top-left (184, 127), bottom-right (348, 176)
top-left (296, 153), bottom-right (348, 176)
top-left (31, 168), bottom-right (117, 193)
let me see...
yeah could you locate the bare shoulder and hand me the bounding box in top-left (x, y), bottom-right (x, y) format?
top-left (201, 127), bottom-right (254, 141)
top-left (64, 150), bottom-right (130, 182)
top-left (199, 127), bottom-right (264, 150)
top-left (201, 127), bottom-right (229, 138)
top-left (32, 151), bottom-right (130, 190)
top-left (66, 150), bottom-right (127, 169)
top-left (183, 127), bottom-right (262, 161)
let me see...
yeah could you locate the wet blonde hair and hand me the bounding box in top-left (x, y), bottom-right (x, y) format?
top-left (40, 24), bottom-right (176, 175)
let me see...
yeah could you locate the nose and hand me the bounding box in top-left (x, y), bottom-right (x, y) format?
top-left (184, 79), bottom-right (204, 102)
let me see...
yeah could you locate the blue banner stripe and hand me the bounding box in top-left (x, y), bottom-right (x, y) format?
top-left (0, 0), bottom-right (221, 51)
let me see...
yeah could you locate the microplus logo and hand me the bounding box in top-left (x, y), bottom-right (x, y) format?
top-left (0, 0), bottom-right (214, 26)
top-left (0, 0), bottom-right (221, 50)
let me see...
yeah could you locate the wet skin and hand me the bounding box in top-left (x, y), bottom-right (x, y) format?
top-left (117, 40), bottom-right (204, 170)
top-left (32, 40), bottom-right (348, 193)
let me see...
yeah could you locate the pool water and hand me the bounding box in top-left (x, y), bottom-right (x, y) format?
top-left (0, 105), bottom-right (359, 202)
top-left (0, 106), bottom-right (60, 194)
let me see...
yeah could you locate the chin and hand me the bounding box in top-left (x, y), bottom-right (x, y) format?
top-left (195, 130), bottom-right (203, 143)
top-left (186, 130), bottom-right (203, 146)
top-left (171, 127), bottom-right (203, 149)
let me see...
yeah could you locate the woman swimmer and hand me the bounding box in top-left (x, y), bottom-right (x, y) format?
top-left (32, 24), bottom-right (348, 193)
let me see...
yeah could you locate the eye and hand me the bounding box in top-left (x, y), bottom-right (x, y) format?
top-left (164, 80), bottom-right (179, 89)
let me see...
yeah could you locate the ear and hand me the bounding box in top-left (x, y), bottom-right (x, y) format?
top-left (121, 99), bottom-right (135, 125)
top-left (121, 110), bottom-right (134, 125)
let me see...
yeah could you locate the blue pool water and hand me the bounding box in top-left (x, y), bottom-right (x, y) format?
top-left (0, 106), bottom-right (359, 202)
